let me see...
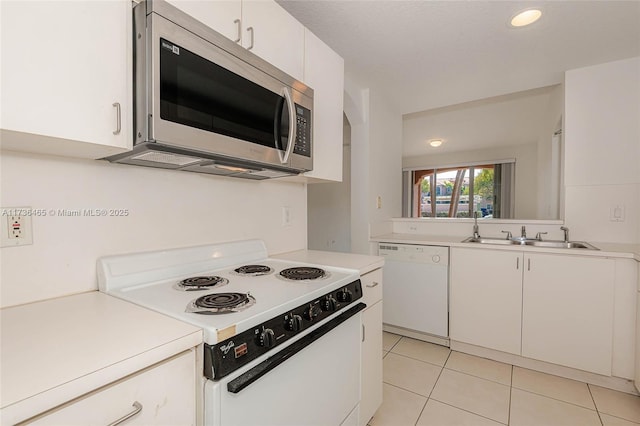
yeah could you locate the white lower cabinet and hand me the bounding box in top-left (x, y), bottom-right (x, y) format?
top-left (450, 247), bottom-right (616, 375)
top-left (27, 350), bottom-right (196, 425)
top-left (522, 253), bottom-right (615, 376)
top-left (359, 269), bottom-right (383, 426)
top-left (450, 248), bottom-right (523, 355)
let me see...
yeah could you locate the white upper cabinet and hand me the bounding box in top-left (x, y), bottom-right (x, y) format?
top-left (0, 0), bottom-right (132, 159)
top-left (166, 0), bottom-right (242, 41)
top-left (169, 0), bottom-right (304, 81)
top-left (302, 29), bottom-right (345, 182)
top-left (242, 1), bottom-right (305, 81)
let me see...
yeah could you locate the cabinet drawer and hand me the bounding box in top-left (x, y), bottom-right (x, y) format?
top-left (26, 350), bottom-right (196, 425)
top-left (361, 269), bottom-right (383, 307)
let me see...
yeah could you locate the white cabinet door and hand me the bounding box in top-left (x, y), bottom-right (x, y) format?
top-left (242, 1), bottom-right (305, 81)
top-left (450, 248), bottom-right (523, 355)
top-left (166, 0), bottom-right (242, 41)
top-left (29, 350), bottom-right (196, 425)
top-left (0, 0), bottom-right (131, 158)
top-left (303, 29), bottom-right (345, 182)
top-left (522, 253), bottom-right (615, 375)
top-left (360, 300), bottom-right (383, 426)
top-left (359, 269), bottom-right (383, 426)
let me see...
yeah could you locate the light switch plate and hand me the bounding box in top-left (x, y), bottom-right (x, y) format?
top-left (609, 205), bottom-right (625, 222)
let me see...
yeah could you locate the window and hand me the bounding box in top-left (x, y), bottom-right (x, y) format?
top-left (402, 161), bottom-right (515, 218)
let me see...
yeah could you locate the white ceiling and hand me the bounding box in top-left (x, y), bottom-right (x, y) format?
top-left (277, 0), bottom-right (640, 116)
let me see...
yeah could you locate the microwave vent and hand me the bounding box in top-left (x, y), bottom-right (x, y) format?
top-left (131, 151), bottom-right (201, 166)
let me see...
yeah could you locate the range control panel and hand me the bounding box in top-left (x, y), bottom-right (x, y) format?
top-left (204, 279), bottom-right (362, 380)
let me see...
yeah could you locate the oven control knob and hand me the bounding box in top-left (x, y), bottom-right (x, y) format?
top-left (258, 327), bottom-right (275, 348)
top-left (285, 314), bottom-right (303, 331)
top-left (304, 304), bottom-right (320, 321)
top-left (321, 296), bottom-right (337, 312)
top-left (337, 288), bottom-right (353, 303)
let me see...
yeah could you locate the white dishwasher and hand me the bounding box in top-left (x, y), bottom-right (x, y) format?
top-left (379, 243), bottom-right (449, 345)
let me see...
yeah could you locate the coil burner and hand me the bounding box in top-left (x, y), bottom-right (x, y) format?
top-left (279, 267), bottom-right (327, 281)
top-left (186, 292), bottom-right (256, 314)
top-left (175, 276), bottom-right (229, 291)
top-left (233, 264), bottom-right (273, 276)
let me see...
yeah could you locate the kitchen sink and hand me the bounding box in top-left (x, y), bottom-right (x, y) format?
top-left (462, 237), bottom-right (521, 246)
top-left (462, 237), bottom-right (599, 250)
top-left (522, 240), bottom-right (599, 250)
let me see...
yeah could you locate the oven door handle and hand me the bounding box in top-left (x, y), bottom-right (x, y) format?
top-left (227, 302), bottom-right (366, 394)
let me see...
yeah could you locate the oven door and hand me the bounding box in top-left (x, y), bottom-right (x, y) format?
top-left (205, 310), bottom-right (363, 426)
top-left (142, 10), bottom-right (312, 170)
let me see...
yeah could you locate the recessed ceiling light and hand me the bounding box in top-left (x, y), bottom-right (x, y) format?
top-left (510, 9), bottom-right (542, 27)
top-left (429, 139), bottom-right (443, 147)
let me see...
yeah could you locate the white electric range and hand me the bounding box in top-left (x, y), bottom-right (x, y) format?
top-left (98, 239), bottom-right (365, 426)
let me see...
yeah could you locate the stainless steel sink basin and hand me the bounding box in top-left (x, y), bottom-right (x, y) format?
top-left (462, 237), bottom-right (520, 246)
top-left (462, 237), bottom-right (599, 250)
top-left (522, 240), bottom-right (599, 250)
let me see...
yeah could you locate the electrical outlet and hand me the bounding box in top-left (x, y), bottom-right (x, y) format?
top-left (376, 196), bottom-right (382, 209)
top-left (1, 207), bottom-right (34, 247)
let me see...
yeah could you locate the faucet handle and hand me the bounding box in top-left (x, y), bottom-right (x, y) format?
top-left (501, 230), bottom-right (512, 240)
top-left (535, 232), bottom-right (548, 241)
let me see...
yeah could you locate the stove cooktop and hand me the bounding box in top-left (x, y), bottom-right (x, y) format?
top-left (97, 240), bottom-right (360, 344)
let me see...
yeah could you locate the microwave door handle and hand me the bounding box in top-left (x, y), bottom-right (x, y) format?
top-left (278, 87), bottom-right (297, 164)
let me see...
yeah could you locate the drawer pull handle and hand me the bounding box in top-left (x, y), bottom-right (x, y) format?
top-left (108, 401), bottom-right (142, 426)
top-left (233, 19), bottom-right (241, 43)
top-left (112, 102), bottom-right (121, 135)
top-left (366, 282), bottom-right (379, 288)
top-left (246, 27), bottom-right (254, 50)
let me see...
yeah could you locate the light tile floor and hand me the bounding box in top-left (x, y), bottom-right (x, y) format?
top-left (371, 332), bottom-right (640, 426)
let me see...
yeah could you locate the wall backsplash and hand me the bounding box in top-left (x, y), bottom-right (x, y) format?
top-left (0, 151), bottom-right (307, 308)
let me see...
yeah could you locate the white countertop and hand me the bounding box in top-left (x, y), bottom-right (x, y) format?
top-left (1, 292), bottom-right (202, 424)
top-left (371, 233), bottom-right (640, 261)
top-left (273, 250), bottom-right (384, 275)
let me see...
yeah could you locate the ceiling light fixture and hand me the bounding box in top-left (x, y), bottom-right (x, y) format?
top-left (429, 139), bottom-right (443, 147)
top-left (510, 9), bottom-right (542, 27)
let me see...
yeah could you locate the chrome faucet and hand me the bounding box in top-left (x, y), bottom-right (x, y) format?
top-left (473, 211), bottom-right (480, 239)
top-left (535, 232), bottom-right (548, 241)
top-left (560, 226), bottom-right (569, 242)
top-left (521, 225), bottom-right (527, 239)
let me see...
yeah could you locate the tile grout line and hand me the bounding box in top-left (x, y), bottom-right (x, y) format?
top-left (511, 386), bottom-right (601, 413)
top-left (508, 365), bottom-right (513, 425)
top-left (428, 399), bottom-right (510, 426)
top-left (412, 348), bottom-right (452, 426)
top-left (587, 384), bottom-right (605, 426)
top-left (389, 351), bottom-right (451, 370)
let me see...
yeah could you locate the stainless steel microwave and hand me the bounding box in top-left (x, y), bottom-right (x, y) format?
top-left (105, 0), bottom-right (313, 179)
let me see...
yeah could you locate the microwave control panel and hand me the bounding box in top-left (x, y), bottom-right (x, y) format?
top-left (293, 105), bottom-right (312, 157)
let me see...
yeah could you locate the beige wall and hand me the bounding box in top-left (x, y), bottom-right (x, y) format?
top-left (564, 56), bottom-right (640, 244)
top-left (0, 151), bottom-right (307, 307)
top-left (307, 117), bottom-right (352, 252)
